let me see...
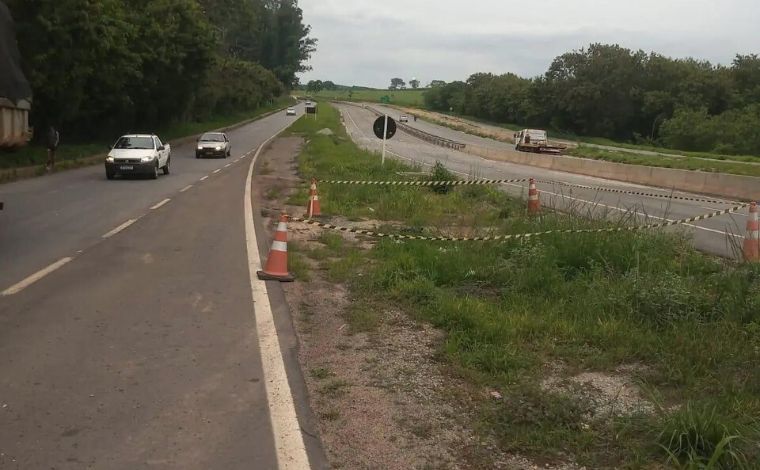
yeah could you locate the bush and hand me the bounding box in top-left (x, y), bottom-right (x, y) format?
top-left (430, 161), bottom-right (454, 194)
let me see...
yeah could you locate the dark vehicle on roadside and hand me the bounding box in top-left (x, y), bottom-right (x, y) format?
top-left (196, 132), bottom-right (231, 158)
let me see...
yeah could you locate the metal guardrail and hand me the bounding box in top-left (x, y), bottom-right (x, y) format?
top-left (338, 101), bottom-right (467, 151)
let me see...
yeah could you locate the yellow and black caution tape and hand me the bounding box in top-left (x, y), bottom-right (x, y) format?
top-left (289, 203), bottom-right (748, 242)
top-left (319, 177), bottom-right (740, 205)
top-left (319, 178), bottom-right (528, 186)
top-left (536, 179), bottom-right (739, 205)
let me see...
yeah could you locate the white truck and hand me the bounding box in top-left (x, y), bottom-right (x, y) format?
top-left (105, 134), bottom-right (171, 180)
top-left (514, 129), bottom-right (566, 154)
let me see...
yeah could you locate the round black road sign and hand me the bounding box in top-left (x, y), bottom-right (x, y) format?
top-left (373, 116), bottom-right (397, 140)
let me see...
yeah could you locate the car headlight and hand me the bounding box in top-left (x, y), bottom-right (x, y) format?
top-left (141, 156), bottom-right (155, 162)
top-left (197, 146), bottom-right (203, 150)
top-left (105, 156), bottom-right (114, 163)
top-left (215, 146), bottom-right (222, 151)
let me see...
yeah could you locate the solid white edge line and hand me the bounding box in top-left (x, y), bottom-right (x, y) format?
top-left (150, 198), bottom-right (171, 210)
top-left (200, 175), bottom-right (209, 181)
top-left (180, 185), bottom-right (193, 193)
top-left (244, 122), bottom-right (311, 469)
top-left (225, 163), bottom-right (232, 168)
top-left (213, 168), bottom-right (221, 174)
top-left (1, 257), bottom-right (73, 296)
top-left (102, 219), bottom-right (137, 239)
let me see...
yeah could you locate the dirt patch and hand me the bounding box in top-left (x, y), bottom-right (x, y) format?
top-left (254, 135), bottom-right (585, 469)
top-left (541, 364), bottom-right (656, 420)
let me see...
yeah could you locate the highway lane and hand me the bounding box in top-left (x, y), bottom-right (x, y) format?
top-left (0, 105), bottom-right (326, 469)
top-left (337, 103), bottom-right (747, 258)
top-left (0, 104), bottom-right (302, 291)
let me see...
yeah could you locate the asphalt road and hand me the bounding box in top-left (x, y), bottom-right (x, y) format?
top-left (339, 103), bottom-right (747, 258)
top-left (0, 104), bottom-right (326, 469)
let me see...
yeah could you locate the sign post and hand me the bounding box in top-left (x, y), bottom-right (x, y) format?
top-left (373, 115), bottom-right (397, 166)
top-left (382, 114), bottom-right (388, 166)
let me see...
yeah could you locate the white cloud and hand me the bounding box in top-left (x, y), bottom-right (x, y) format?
top-left (298, 0), bottom-right (760, 87)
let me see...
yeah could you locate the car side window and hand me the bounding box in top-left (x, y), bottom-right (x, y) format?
top-left (225, 135), bottom-right (229, 142)
top-left (154, 136), bottom-right (163, 149)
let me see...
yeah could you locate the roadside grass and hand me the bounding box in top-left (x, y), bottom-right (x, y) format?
top-left (568, 145), bottom-right (760, 178)
top-left (288, 102), bottom-right (760, 467)
top-left (0, 96), bottom-right (295, 173)
top-left (309, 88), bottom-right (426, 107)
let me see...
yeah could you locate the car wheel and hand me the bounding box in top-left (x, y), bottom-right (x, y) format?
top-left (162, 157), bottom-right (170, 175)
top-left (195, 153), bottom-right (200, 159)
top-left (150, 163), bottom-right (159, 179)
top-left (106, 170), bottom-right (115, 180)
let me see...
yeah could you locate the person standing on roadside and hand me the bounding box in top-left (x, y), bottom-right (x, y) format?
top-left (46, 125), bottom-right (59, 171)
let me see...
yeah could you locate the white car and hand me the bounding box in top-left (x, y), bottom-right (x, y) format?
top-left (105, 134), bottom-right (171, 180)
top-left (286, 107), bottom-right (296, 116)
top-left (399, 114), bottom-right (409, 122)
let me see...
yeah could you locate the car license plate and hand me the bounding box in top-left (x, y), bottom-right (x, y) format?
top-left (120, 165), bottom-right (134, 170)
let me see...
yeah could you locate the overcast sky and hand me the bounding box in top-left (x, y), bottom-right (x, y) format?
top-left (297, 0), bottom-right (760, 88)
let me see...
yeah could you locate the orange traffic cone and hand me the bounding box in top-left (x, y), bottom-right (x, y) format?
top-left (257, 213), bottom-right (295, 282)
top-left (306, 178), bottom-right (321, 218)
top-left (527, 178), bottom-right (541, 215)
top-left (743, 202), bottom-right (759, 262)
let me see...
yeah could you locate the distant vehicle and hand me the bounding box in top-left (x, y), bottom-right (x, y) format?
top-left (286, 107), bottom-right (296, 116)
top-left (105, 134), bottom-right (171, 180)
top-left (399, 114), bottom-right (409, 123)
top-left (305, 100), bottom-right (312, 106)
top-left (195, 132), bottom-right (231, 159)
top-left (514, 129), bottom-right (566, 154)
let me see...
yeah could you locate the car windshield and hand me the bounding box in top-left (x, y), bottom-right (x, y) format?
top-left (200, 133), bottom-right (225, 142)
top-left (113, 136), bottom-right (154, 149)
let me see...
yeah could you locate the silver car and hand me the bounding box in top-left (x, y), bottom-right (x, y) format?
top-left (196, 132), bottom-right (231, 159)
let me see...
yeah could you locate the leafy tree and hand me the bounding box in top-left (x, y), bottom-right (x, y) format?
top-left (389, 77), bottom-right (405, 90)
top-left (6, 0), bottom-right (316, 140)
top-left (261, 0), bottom-right (316, 87)
top-left (409, 79), bottom-right (420, 89)
top-left (429, 80), bottom-right (446, 88)
top-left (306, 80), bottom-right (323, 92)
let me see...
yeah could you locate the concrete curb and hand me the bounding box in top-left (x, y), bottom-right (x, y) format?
top-left (465, 144), bottom-right (760, 201)
top-left (0, 103), bottom-right (292, 185)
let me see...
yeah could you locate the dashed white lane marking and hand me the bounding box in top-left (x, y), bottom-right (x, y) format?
top-left (244, 123), bottom-right (311, 469)
top-left (225, 163), bottom-right (232, 168)
top-left (213, 169), bottom-right (221, 174)
top-left (180, 185), bottom-right (193, 193)
top-left (1, 257), bottom-right (73, 296)
top-left (200, 176), bottom-right (209, 181)
top-left (150, 198), bottom-right (171, 210)
top-left (102, 219), bottom-right (137, 239)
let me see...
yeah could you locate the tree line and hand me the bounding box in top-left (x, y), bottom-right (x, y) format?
top-left (6, 0), bottom-right (315, 140)
top-left (424, 44), bottom-right (760, 155)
